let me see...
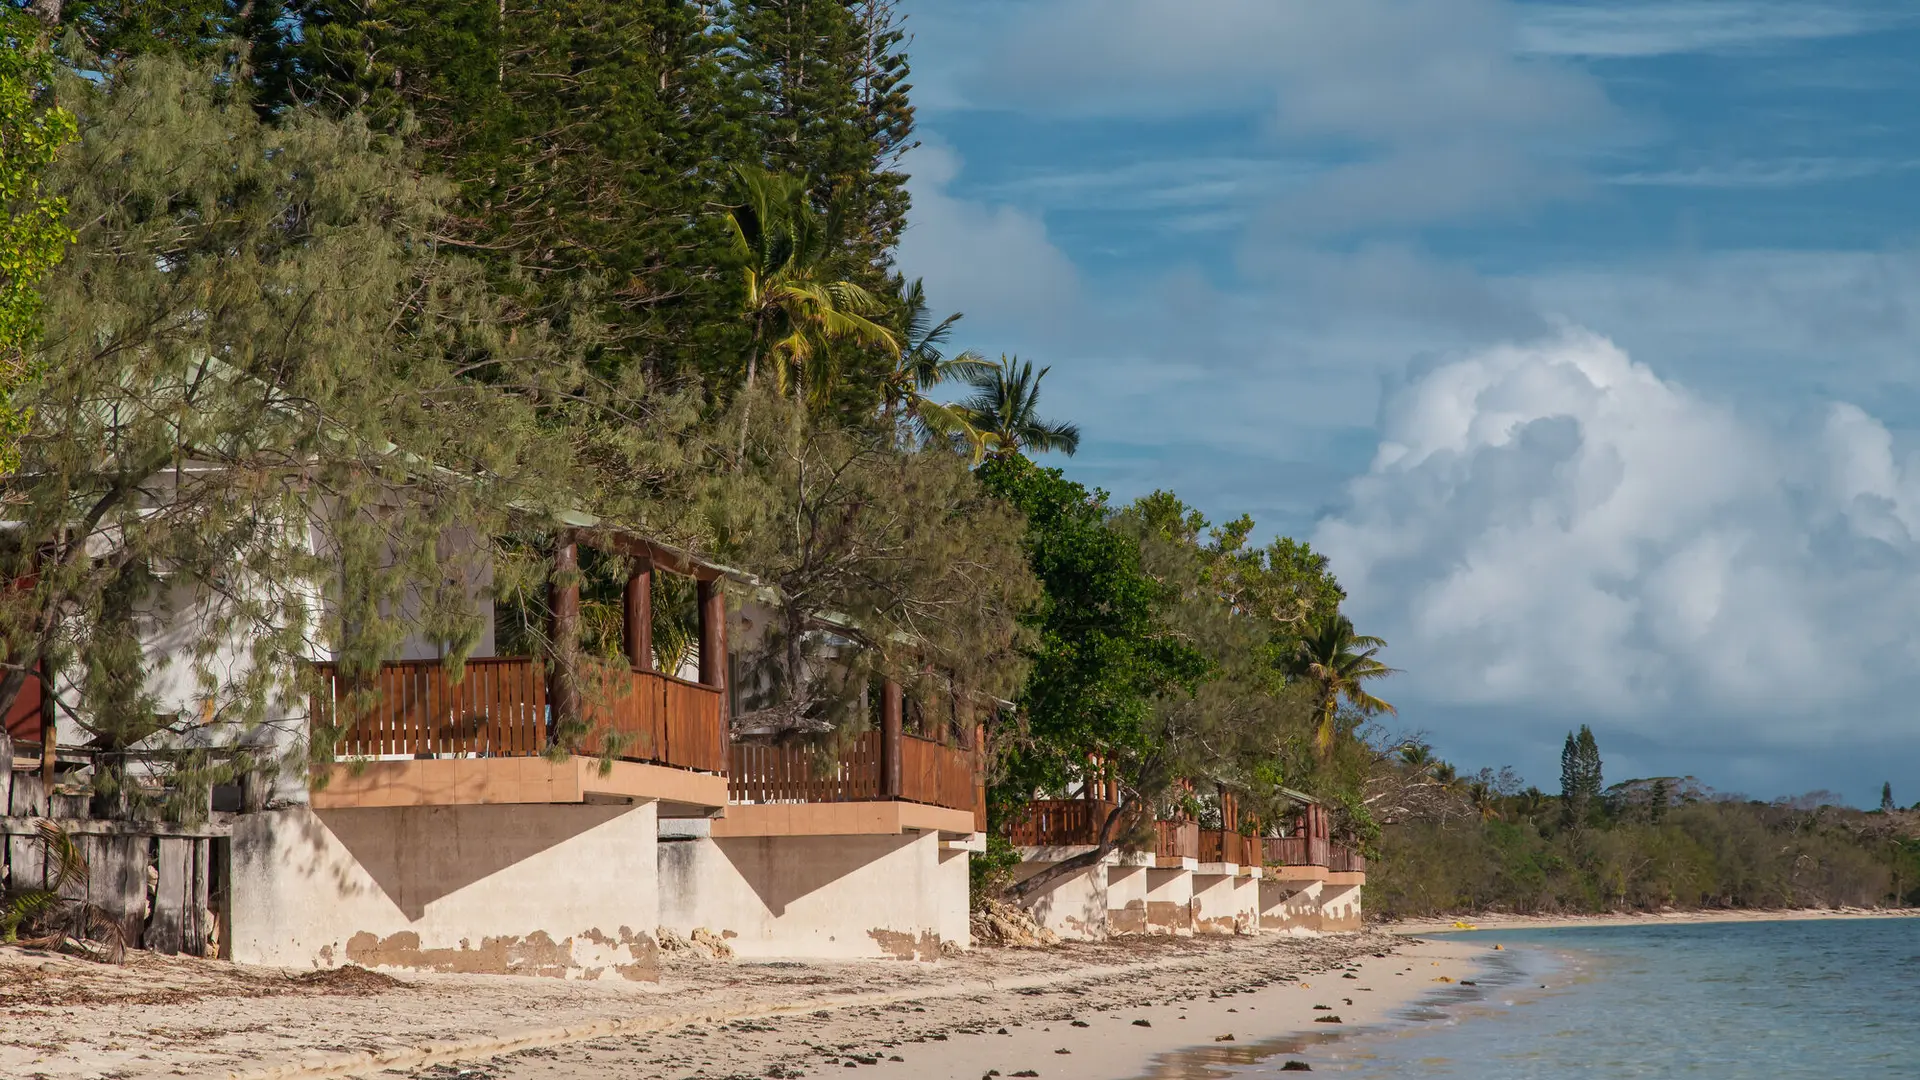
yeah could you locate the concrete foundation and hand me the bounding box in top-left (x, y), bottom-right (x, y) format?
top-left (1144, 866), bottom-right (1195, 934)
top-left (1229, 872), bottom-right (1261, 934)
top-left (657, 830), bottom-right (968, 960)
top-left (1190, 871), bottom-right (1241, 934)
top-left (1105, 864), bottom-right (1149, 934)
top-left (1320, 877), bottom-right (1365, 931)
top-left (1012, 853), bottom-right (1110, 940)
top-left (230, 802), bottom-right (661, 980)
top-left (1259, 877), bottom-right (1322, 932)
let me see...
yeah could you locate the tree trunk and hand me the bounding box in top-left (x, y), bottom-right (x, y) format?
top-left (1005, 799), bottom-right (1133, 903)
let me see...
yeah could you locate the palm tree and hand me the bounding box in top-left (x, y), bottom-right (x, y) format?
top-left (881, 280), bottom-right (997, 457)
top-left (956, 355), bottom-right (1081, 459)
top-left (1287, 613), bottom-right (1396, 755)
top-left (726, 167), bottom-right (896, 430)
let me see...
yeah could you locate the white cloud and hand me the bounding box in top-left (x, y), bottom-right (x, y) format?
top-left (1518, 2), bottom-right (1912, 59)
top-left (895, 142), bottom-right (1081, 331)
top-left (1316, 329), bottom-right (1920, 752)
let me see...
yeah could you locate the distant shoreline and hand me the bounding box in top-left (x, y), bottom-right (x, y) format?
top-left (1386, 906), bottom-right (1920, 934)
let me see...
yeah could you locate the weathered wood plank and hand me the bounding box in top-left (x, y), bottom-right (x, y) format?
top-left (0, 729), bottom-right (11, 817)
top-left (89, 834), bottom-right (148, 947)
top-left (145, 837), bottom-right (190, 954)
top-left (6, 773), bottom-right (47, 889)
top-left (190, 838), bottom-right (213, 957)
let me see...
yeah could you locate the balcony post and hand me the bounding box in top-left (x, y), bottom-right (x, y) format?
top-left (697, 577), bottom-right (726, 690)
top-left (881, 679), bottom-right (903, 799)
top-left (548, 532), bottom-right (581, 733)
top-left (624, 559), bottom-right (653, 672)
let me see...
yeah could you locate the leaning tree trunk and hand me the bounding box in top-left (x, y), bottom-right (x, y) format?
top-left (1005, 798), bottom-right (1136, 903)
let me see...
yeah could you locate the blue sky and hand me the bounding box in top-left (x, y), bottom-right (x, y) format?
top-left (894, 0), bottom-right (1920, 804)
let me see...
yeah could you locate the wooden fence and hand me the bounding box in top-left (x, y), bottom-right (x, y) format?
top-left (1006, 798), bottom-right (1120, 846)
top-left (1199, 828), bottom-right (1259, 867)
top-left (728, 731), bottom-right (977, 814)
top-left (1328, 845), bottom-right (1367, 874)
top-left (315, 658), bottom-right (726, 774)
top-left (1154, 819), bottom-right (1199, 860)
top-left (1262, 835), bottom-right (1332, 868)
top-left (1, 744), bottom-right (225, 958)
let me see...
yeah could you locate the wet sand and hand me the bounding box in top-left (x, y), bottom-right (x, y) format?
top-left (1389, 905), bottom-right (1920, 935)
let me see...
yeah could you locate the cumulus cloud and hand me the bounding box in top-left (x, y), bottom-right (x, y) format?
top-left (895, 141), bottom-right (1080, 333)
top-left (1316, 329), bottom-right (1920, 750)
top-left (1518, 1), bottom-right (1912, 59)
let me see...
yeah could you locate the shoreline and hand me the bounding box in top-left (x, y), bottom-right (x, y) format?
top-left (1385, 905), bottom-right (1920, 935)
top-left (0, 931), bottom-right (1497, 1080)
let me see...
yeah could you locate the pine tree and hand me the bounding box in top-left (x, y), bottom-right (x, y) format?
top-left (1576, 725), bottom-right (1603, 804)
top-left (1882, 782), bottom-right (1896, 814)
top-left (1648, 777), bottom-right (1670, 824)
top-left (1559, 731), bottom-right (1584, 828)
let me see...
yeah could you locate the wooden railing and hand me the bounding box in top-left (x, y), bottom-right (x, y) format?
top-left (1154, 819), bottom-right (1199, 860)
top-left (1263, 835), bottom-right (1332, 868)
top-left (1328, 845), bottom-right (1367, 874)
top-left (1199, 828), bottom-right (1256, 866)
top-left (727, 731), bottom-right (978, 814)
top-left (1007, 798), bottom-right (1119, 846)
top-left (314, 658), bottom-right (727, 774)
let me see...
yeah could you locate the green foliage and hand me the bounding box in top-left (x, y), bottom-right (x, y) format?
top-left (1286, 612), bottom-right (1396, 755)
top-left (977, 456), bottom-right (1206, 814)
top-left (1560, 725), bottom-right (1604, 828)
top-left (0, 11), bottom-right (75, 469)
top-left (9, 53), bottom-right (573, 797)
top-left (958, 356), bottom-right (1082, 459)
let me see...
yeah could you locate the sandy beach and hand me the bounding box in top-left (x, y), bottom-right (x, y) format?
top-left (1387, 905), bottom-right (1920, 935)
top-left (0, 931), bottom-right (1490, 1080)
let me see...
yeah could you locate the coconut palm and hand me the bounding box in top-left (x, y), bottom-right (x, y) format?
top-left (1287, 613), bottom-right (1396, 755)
top-left (956, 355), bottom-right (1081, 459)
top-left (881, 279), bottom-right (996, 457)
top-left (726, 166), bottom-right (897, 410)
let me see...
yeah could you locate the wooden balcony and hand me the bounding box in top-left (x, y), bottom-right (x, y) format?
top-left (1328, 845), bottom-right (1367, 874)
top-left (1198, 828), bottom-right (1256, 868)
top-left (1007, 798), bottom-right (1121, 847)
top-left (1262, 835), bottom-right (1331, 868)
top-left (727, 731), bottom-right (978, 815)
top-left (1153, 819), bottom-right (1199, 862)
top-left (310, 657), bottom-right (729, 811)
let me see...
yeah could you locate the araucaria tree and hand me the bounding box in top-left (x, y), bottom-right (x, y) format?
top-left (1559, 725), bottom-right (1604, 829)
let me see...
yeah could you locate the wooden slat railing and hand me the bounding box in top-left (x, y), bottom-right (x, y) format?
top-left (728, 732), bottom-right (885, 804)
top-left (1006, 798), bottom-right (1119, 846)
top-left (1199, 828), bottom-right (1258, 866)
top-left (314, 658), bottom-right (726, 773)
top-left (727, 731), bottom-right (977, 813)
top-left (1153, 819), bottom-right (1199, 860)
top-left (1328, 845), bottom-right (1367, 873)
top-left (1263, 835), bottom-right (1333, 868)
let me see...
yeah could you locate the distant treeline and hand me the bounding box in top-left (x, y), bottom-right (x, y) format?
top-left (1363, 728), bottom-right (1920, 918)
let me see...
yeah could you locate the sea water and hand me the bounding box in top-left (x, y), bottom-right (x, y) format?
top-left (1139, 917), bottom-right (1920, 1078)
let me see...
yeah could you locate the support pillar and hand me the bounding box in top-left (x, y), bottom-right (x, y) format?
top-left (881, 679), bottom-right (903, 798)
top-left (548, 533), bottom-right (580, 732)
top-left (697, 577), bottom-right (729, 765)
top-left (624, 560), bottom-right (653, 672)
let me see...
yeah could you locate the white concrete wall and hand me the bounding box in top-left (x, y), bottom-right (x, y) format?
top-left (1321, 881), bottom-right (1364, 931)
top-left (1229, 874), bottom-right (1261, 934)
top-left (1191, 872), bottom-right (1240, 935)
top-left (1012, 859), bottom-right (1108, 940)
top-left (1106, 864), bottom-right (1149, 934)
top-left (657, 831), bottom-right (968, 960)
top-left (1144, 867), bottom-right (1194, 934)
top-left (230, 802), bottom-right (661, 980)
top-left (1259, 878), bottom-right (1320, 932)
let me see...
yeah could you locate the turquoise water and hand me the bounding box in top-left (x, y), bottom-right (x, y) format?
top-left (1149, 917), bottom-right (1920, 1077)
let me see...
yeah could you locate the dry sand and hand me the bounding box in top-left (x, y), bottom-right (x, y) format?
top-left (0, 931), bottom-right (1493, 1080)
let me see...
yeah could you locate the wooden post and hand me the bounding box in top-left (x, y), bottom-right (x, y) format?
top-left (624, 560), bottom-right (653, 672)
top-left (548, 533), bottom-right (581, 732)
top-left (696, 577), bottom-right (725, 687)
top-left (880, 679), bottom-right (903, 799)
top-left (0, 727), bottom-right (11, 817)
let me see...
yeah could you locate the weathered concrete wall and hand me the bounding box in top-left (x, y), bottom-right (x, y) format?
top-left (1012, 859), bottom-right (1108, 940)
top-left (1259, 878), bottom-right (1321, 932)
top-left (1190, 872), bottom-right (1240, 935)
top-left (657, 831), bottom-right (968, 960)
top-left (1320, 880), bottom-right (1364, 931)
top-left (1106, 864), bottom-right (1148, 934)
top-left (1228, 874), bottom-right (1261, 934)
top-left (230, 802), bottom-right (660, 980)
top-left (1144, 867), bottom-right (1194, 935)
